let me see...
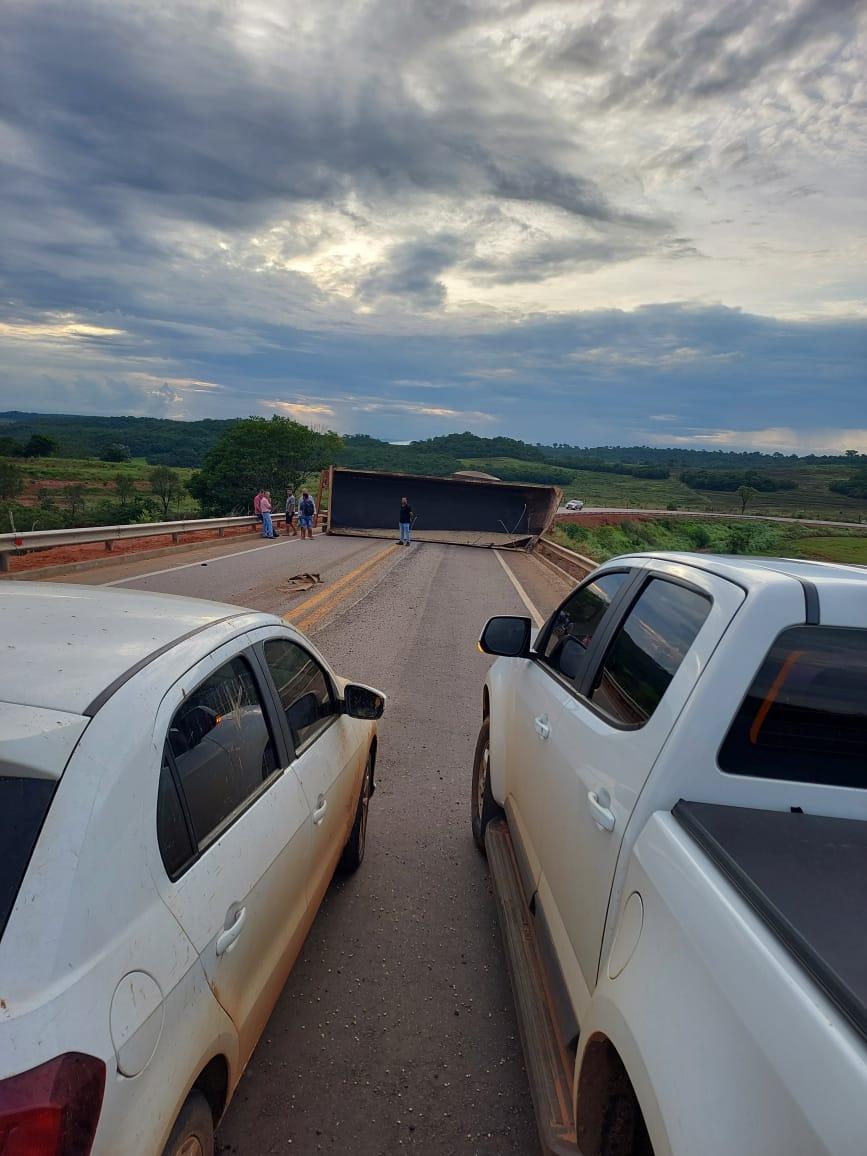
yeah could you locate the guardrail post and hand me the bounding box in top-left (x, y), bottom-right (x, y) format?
top-left (0, 554), bottom-right (8, 573)
top-left (104, 540), bottom-right (114, 552)
top-left (171, 532), bottom-right (180, 544)
top-left (218, 528), bottom-right (225, 538)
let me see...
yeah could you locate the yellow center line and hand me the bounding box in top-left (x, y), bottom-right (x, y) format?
top-left (284, 542), bottom-right (400, 631)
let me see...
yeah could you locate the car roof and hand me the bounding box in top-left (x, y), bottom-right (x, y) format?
top-left (0, 582), bottom-right (274, 715)
top-left (614, 551), bottom-right (867, 585)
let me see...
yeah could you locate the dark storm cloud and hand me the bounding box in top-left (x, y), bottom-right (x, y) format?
top-left (0, 1), bottom-right (638, 229)
top-left (357, 235), bottom-right (472, 308)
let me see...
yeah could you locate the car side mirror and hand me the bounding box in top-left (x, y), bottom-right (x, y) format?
top-left (343, 683), bottom-right (386, 720)
top-left (478, 615), bottom-right (532, 658)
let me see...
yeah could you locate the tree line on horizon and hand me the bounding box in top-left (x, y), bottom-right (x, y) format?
top-left (2, 412), bottom-right (866, 532)
top-left (2, 410), bottom-right (863, 472)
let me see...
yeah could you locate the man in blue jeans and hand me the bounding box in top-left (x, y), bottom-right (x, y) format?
top-left (399, 496), bottom-right (413, 545)
top-left (298, 491), bottom-right (316, 539)
top-left (260, 491), bottom-right (276, 538)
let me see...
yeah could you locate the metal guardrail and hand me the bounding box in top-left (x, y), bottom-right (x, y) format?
top-left (534, 537), bottom-right (598, 583)
top-left (0, 513), bottom-right (287, 571)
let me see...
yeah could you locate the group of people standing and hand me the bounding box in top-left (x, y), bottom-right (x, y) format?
top-left (254, 488), bottom-right (415, 546)
top-left (253, 488), bottom-right (316, 539)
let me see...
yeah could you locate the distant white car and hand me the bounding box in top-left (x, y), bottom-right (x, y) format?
top-left (564, 499), bottom-right (584, 511)
top-left (0, 583), bottom-right (384, 1156)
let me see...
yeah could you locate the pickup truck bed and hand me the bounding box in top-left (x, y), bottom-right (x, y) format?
top-left (674, 802), bottom-right (867, 1047)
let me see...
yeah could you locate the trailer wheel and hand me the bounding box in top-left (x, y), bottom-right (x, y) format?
top-left (471, 719), bottom-right (503, 853)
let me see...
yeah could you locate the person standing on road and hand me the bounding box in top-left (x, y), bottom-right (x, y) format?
top-left (399, 496), bottom-right (413, 545)
top-left (260, 491), bottom-right (276, 539)
top-left (285, 489), bottom-right (298, 536)
top-left (298, 491), bottom-right (316, 539)
top-left (253, 488), bottom-right (264, 524)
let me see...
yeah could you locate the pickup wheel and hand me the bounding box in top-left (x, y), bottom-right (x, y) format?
top-left (471, 719), bottom-right (504, 854)
top-left (340, 754), bottom-right (373, 873)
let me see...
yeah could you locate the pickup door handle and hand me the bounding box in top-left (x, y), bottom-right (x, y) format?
top-left (587, 791), bottom-right (616, 832)
top-left (216, 906), bottom-right (247, 956)
top-left (312, 795), bottom-right (328, 825)
top-left (533, 715), bottom-right (550, 740)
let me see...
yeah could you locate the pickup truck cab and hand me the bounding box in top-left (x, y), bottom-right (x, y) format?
top-left (472, 552), bottom-right (867, 1156)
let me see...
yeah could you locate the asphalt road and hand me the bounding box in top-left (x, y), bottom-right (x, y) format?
top-left (70, 535), bottom-right (571, 1155)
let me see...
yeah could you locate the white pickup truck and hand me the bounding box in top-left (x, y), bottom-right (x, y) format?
top-left (472, 552), bottom-right (867, 1156)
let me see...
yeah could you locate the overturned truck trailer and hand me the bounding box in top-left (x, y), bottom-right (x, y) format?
top-left (327, 467), bottom-right (562, 548)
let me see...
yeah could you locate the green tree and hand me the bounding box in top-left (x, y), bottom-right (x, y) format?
top-left (0, 435), bottom-right (22, 457)
top-left (101, 442), bottom-right (131, 462)
top-left (62, 482), bottom-right (86, 520)
top-left (115, 473), bottom-right (136, 511)
top-left (738, 484), bottom-right (757, 514)
top-left (0, 460), bottom-right (25, 502)
top-left (22, 434), bottom-right (58, 457)
top-left (188, 417), bottom-right (342, 516)
top-left (149, 466), bottom-right (185, 519)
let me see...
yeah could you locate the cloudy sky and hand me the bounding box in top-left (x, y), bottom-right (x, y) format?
top-left (0, 0), bottom-right (864, 450)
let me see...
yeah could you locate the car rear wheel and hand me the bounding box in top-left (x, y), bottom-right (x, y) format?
top-left (162, 1091), bottom-right (214, 1156)
top-left (341, 754), bottom-right (373, 872)
top-left (471, 719), bottom-right (504, 854)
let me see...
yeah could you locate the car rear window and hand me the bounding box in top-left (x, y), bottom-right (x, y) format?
top-left (719, 626), bottom-right (867, 788)
top-left (0, 776), bottom-right (55, 942)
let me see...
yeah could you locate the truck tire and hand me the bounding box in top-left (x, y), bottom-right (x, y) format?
top-left (471, 719), bottom-right (504, 853)
top-left (161, 1090), bottom-right (214, 1156)
top-left (340, 754), bottom-right (373, 873)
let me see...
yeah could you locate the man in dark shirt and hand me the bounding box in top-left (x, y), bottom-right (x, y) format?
top-left (399, 496), bottom-right (413, 545)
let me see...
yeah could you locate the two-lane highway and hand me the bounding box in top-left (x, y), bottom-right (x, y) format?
top-left (64, 535), bottom-right (570, 1154)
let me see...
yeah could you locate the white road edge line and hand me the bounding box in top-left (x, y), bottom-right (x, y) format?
top-left (494, 550), bottom-right (545, 629)
top-left (101, 535), bottom-right (304, 586)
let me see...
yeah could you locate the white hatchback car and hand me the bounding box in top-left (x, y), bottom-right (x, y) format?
top-left (0, 582), bottom-right (384, 1156)
top-left (564, 499), bottom-right (584, 511)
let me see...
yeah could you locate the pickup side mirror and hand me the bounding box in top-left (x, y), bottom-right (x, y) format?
top-left (478, 615), bottom-right (532, 658)
top-left (343, 683), bottom-right (386, 720)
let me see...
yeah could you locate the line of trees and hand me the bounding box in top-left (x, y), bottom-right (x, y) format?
top-left (680, 468), bottom-right (797, 494)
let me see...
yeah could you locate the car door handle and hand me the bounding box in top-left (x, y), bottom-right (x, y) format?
top-left (587, 790), bottom-right (615, 832)
top-left (534, 715), bottom-right (550, 740)
top-left (216, 906), bottom-right (247, 956)
top-left (312, 795), bottom-right (328, 825)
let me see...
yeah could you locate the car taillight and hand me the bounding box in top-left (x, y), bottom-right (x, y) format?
top-left (0, 1053), bottom-right (105, 1156)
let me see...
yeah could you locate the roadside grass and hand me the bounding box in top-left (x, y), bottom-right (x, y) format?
top-left (787, 536), bottom-right (867, 565)
top-left (15, 456), bottom-right (195, 487)
top-left (550, 518), bottom-right (867, 565)
top-left (3, 457), bottom-right (200, 530)
top-left (462, 457), bottom-right (867, 522)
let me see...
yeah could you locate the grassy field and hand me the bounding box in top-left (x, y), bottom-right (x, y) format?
top-left (551, 517), bottom-right (867, 566)
top-left (5, 457), bottom-right (199, 527)
top-left (462, 457), bottom-right (867, 522)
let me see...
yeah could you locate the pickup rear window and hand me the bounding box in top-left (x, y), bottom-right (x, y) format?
top-left (719, 626), bottom-right (867, 788)
top-left (0, 776), bottom-right (55, 942)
